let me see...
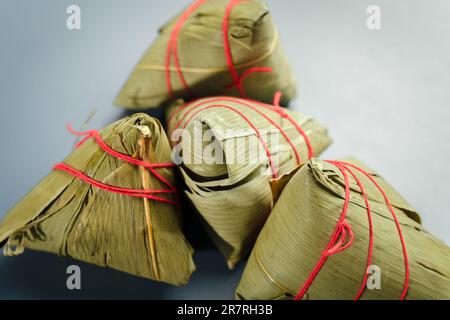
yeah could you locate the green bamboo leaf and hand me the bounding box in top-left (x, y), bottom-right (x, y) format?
top-left (0, 114), bottom-right (195, 286)
top-left (115, 0), bottom-right (296, 109)
top-left (167, 97), bottom-right (332, 268)
top-left (236, 158), bottom-right (450, 299)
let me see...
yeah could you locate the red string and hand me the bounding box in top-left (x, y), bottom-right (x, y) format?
top-left (273, 91), bottom-right (282, 107)
top-left (53, 163), bottom-right (176, 204)
top-left (257, 92), bottom-right (315, 159)
top-left (343, 165), bottom-right (373, 300)
top-left (176, 104), bottom-right (278, 178)
top-left (169, 96), bottom-right (315, 166)
top-left (171, 97), bottom-right (302, 165)
top-left (171, 96), bottom-right (314, 159)
top-left (342, 161), bottom-right (410, 300)
top-left (164, 0), bottom-right (274, 100)
top-left (67, 125), bottom-right (176, 191)
top-left (294, 160), bottom-right (409, 300)
top-left (222, 0), bottom-right (272, 97)
top-left (165, 0), bottom-right (207, 97)
top-left (252, 97), bottom-right (315, 159)
top-left (53, 125), bottom-right (177, 204)
top-left (294, 160), bottom-right (352, 300)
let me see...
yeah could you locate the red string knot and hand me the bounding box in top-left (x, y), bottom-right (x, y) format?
top-left (323, 221), bottom-right (354, 256)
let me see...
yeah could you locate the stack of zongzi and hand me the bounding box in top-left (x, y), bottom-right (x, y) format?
top-left (2, 0), bottom-right (447, 301)
top-left (115, 0), bottom-right (296, 109)
top-left (0, 114), bottom-right (195, 286)
top-left (167, 97), bottom-right (332, 268)
top-left (236, 158), bottom-right (450, 299)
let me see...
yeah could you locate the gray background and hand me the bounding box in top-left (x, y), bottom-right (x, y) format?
top-left (0, 0), bottom-right (449, 299)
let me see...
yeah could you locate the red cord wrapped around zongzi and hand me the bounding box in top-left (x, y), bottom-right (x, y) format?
top-left (115, 0), bottom-right (296, 109)
top-left (0, 114), bottom-right (195, 286)
top-left (236, 158), bottom-right (450, 299)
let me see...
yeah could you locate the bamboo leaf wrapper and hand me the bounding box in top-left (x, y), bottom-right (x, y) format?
top-left (236, 158), bottom-right (450, 299)
top-left (167, 97), bottom-right (332, 268)
top-left (0, 114), bottom-right (195, 286)
top-left (115, 0), bottom-right (296, 109)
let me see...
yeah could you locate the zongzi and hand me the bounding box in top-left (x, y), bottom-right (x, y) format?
top-left (167, 97), bottom-right (332, 268)
top-left (115, 0), bottom-right (296, 109)
top-left (236, 158), bottom-right (450, 299)
top-left (0, 114), bottom-right (195, 286)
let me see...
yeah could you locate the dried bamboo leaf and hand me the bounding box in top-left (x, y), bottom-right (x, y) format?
top-left (270, 165), bottom-right (301, 204)
top-left (167, 97), bottom-right (332, 268)
top-left (236, 158), bottom-right (450, 299)
top-left (115, 0), bottom-right (296, 109)
top-left (0, 114), bottom-right (195, 286)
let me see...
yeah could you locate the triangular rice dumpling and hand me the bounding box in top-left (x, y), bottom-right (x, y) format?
top-left (115, 0), bottom-right (296, 109)
top-left (236, 158), bottom-right (450, 299)
top-left (167, 97), bottom-right (332, 268)
top-left (0, 114), bottom-right (195, 286)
